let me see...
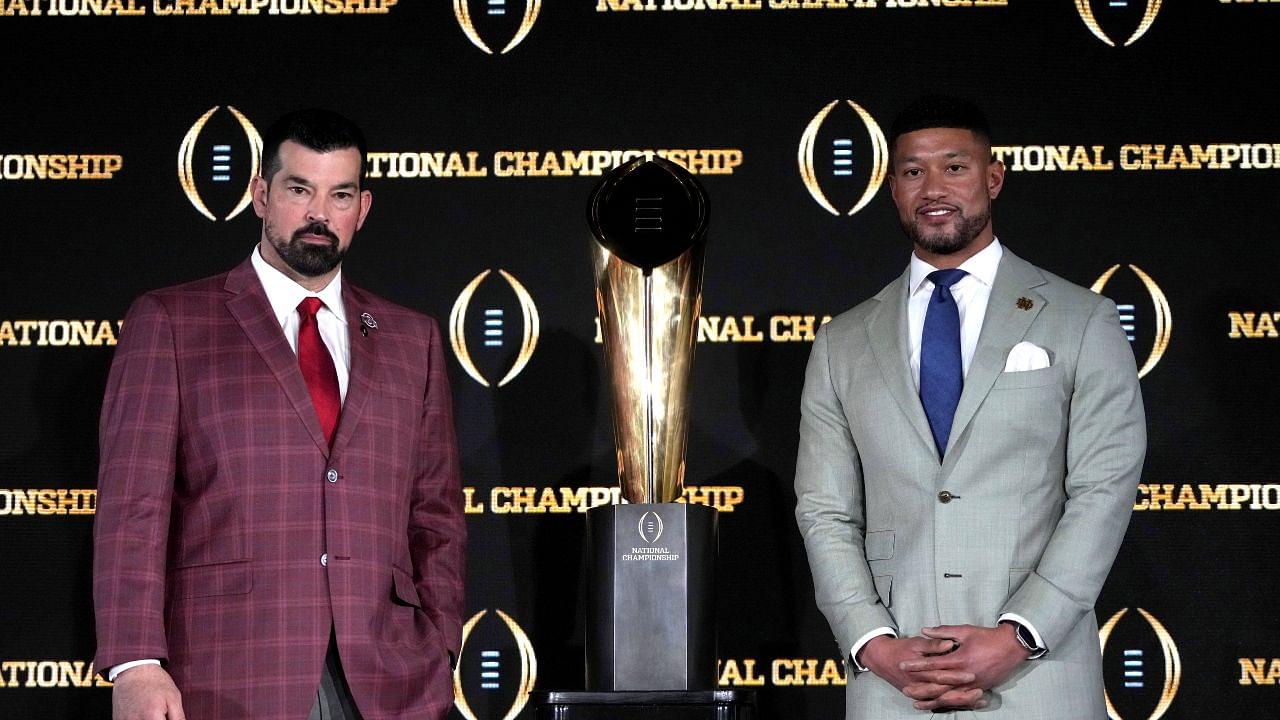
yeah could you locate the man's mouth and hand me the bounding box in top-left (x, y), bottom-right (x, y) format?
top-left (295, 224), bottom-right (337, 245)
top-left (919, 205), bottom-right (957, 219)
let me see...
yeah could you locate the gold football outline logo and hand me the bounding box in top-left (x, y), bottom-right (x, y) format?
top-left (452, 609), bottom-right (538, 720)
top-left (453, 0), bottom-right (541, 55)
top-left (178, 106), bottom-right (263, 222)
top-left (1098, 607), bottom-right (1181, 720)
top-left (798, 99), bottom-right (888, 217)
top-left (1091, 264), bottom-right (1171, 379)
top-left (449, 269), bottom-right (540, 387)
top-left (1076, 0), bottom-right (1162, 47)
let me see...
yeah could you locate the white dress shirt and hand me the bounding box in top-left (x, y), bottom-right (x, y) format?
top-left (107, 248), bottom-right (351, 682)
top-left (250, 245), bottom-right (351, 402)
top-left (907, 239), bottom-right (1003, 390)
top-left (850, 238), bottom-right (1046, 671)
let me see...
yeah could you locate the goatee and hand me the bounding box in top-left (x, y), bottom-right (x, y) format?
top-left (902, 206), bottom-right (991, 256)
top-left (266, 221), bottom-right (345, 277)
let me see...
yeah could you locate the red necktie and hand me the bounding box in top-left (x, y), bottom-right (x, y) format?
top-left (296, 297), bottom-right (341, 448)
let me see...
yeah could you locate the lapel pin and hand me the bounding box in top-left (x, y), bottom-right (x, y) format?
top-left (1016, 297), bottom-right (1034, 311)
top-left (360, 312), bottom-right (378, 337)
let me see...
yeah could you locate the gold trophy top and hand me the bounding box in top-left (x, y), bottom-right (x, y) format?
top-left (587, 158), bottom-right (709, 505)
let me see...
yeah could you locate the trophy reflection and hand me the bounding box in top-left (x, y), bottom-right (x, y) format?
top-left (585, 156), bottom-right (717, 692)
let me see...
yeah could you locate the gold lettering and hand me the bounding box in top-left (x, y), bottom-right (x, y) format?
top-left (463, 487), bottom-right (485, 514)
top-left (1240, 658), bottom-right (1273, 685)
top-left (717, 658), bottom-right (767, 686)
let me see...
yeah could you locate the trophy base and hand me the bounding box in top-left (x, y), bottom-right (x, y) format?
top-left (531, 690), bottom-right (756, 720)
top-left (585, 502), bottom-right (718, 692)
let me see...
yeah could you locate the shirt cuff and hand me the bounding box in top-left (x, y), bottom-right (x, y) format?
top-left (998, 613), bottom-right (1048, 658)
top-left (108, 659), bottom-right (161, 682)
top-left (849, 627), bottom-right (898, 672)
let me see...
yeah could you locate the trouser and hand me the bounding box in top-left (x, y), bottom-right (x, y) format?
top-left (307, 628), bottom-right (362, 720)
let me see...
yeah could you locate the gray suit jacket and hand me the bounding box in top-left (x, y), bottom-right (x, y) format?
top-left (795, 248), bottom-right (1146, 719)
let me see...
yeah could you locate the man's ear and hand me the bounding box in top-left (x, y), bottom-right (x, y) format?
top-left (251, 175), bottom-right (269, 219)
top-left (987, 159), bottom-right (1005, 200)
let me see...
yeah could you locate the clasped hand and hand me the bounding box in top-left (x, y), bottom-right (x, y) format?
top-left (858, 624), bottom-right (1030, 712)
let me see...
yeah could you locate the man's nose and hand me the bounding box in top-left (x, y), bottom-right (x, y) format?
top-left (920, 171), bottom-right (947, 199)
top-left (306, 197), bottom-right (329, 224)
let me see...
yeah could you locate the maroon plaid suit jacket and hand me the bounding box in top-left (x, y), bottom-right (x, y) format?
top-left (93, 257), bottom-right (466, 720)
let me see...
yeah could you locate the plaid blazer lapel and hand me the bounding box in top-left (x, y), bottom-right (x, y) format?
top-left (223, 258), bottom-right (330, 456)
top-left (330, 282), bottom-right (376, 456)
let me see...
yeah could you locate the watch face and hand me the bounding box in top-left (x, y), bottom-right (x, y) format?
top-left (1015, 624), bottom-right (1039, 650)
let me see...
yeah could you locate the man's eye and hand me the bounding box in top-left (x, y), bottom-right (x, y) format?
top-left (905, 169), bottom-right (922, 177)
top-left (948, 165), bottom-right (966, 172)
top-left (334, 192), bottom-right (352, 200)
top-left (288, 186), bottom-right (307, 195)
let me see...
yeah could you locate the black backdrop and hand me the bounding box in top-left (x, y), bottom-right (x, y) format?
top-left (3, 2), bottom-right (1279, 718)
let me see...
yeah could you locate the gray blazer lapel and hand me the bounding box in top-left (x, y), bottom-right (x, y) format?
top-left (865, 267), bottom-right (938, 460)
top-left (944, 249), bottom-right (1048, 459)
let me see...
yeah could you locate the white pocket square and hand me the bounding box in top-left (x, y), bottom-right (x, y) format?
top-left (1004, 342), bottom-right (1050, 372)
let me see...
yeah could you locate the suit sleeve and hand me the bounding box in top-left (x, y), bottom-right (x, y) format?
top-left (93, 294), bottom-right (180, 675)
top-left (1000, 297), bottom-right (1147, 649)
top-left (794, 324), bottom-right (897, 661)
top-left (409, 317), bottom-right (467, 662)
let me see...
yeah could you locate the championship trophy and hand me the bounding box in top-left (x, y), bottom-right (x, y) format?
top-left (584, 156), bottom-right (716, 692)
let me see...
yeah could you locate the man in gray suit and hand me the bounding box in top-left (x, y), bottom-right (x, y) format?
top-left (794, 95), bottom-right (1146, 718)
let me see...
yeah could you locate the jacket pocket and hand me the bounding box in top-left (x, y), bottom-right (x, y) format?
top-left (991, 364), bottom-right (1063, 390)
top-left (388, 566), bottom-right (440, 651)
top-left (1009, 569), bottom-right (1032, 596)
top-left (391, 566), bottom-right (423, 609)
top-left (864, 530), bottom-right (895, 561)
top-left (170, 559), bottom-right (252, 599)
top-left (873, 575), bottom-right (893, 608)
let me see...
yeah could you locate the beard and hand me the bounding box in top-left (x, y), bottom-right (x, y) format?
top-left (901, 204), bottom-right (992, 256)
top-left (265, 220), bottom-right (346, 277)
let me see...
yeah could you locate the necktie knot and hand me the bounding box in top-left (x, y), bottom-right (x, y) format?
top-left (298, 297), bottom-right (325, 317)
top-left (927, 268), bottom-right (968, 292)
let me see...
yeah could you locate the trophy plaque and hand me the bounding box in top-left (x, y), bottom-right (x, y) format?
top-left (584, 156), bottom-right (717, 692)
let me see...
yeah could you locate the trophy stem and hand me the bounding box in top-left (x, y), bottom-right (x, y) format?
top-left (644, 273), bottom-right (656, 504)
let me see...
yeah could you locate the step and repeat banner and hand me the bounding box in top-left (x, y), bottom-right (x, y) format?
top-left (2, 2), bottom-right (1278, 718)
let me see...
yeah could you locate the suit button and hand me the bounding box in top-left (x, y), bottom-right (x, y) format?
top-left (938, 491), bottom-right (954, 504)
top-left (320, 553), bottom-right (328, 567)
top-left (326, 468), bottom-right (338, 483)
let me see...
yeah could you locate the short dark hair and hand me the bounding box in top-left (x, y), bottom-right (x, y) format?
top-left (259, 108), bottom-right (368, 184)
top-left (888, 95), bottom-right (992, 158)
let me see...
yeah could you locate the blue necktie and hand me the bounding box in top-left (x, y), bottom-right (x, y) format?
top-left (920, 269), bottom-right (968, 459)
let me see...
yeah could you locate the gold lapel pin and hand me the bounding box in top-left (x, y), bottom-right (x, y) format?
top-left (1016, 297), bottom-right (1034, 311)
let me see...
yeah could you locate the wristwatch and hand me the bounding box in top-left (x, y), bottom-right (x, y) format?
top-left (1001, 620), bottom-right (1042, 655)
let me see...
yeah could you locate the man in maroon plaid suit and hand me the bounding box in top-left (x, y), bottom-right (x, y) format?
top-left (93, 108), bottom-right (466, 720)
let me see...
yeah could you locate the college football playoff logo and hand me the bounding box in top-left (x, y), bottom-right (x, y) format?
top-left (1075, 0), bottom-right (1163, 47)
top-left (177, 106), bottom-right (262, 221)
top-left (1091, 264), bottom-right (1171, 379)
top-left (797, 99), bottom-right (888, 217)
top-left (449, 269), bottom-right (540, 387)
top-left (1098, 608), bottom-right (1181, 720)
top-left (453, 0), bottom-right (541, 54)
top-left (638, 510), bottom-right (664, 545)
top-left (453, 609), bottom-right (538, 720)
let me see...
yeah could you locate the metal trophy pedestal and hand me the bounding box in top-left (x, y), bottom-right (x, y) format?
top-left (585, 502), bottom-right (718, 692)
top-left (531, 690), bottom-right (757, 720)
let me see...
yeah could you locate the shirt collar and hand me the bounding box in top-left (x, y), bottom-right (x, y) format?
top-left (909, 237), bottom-right (1004, 296)
top-left (250, 245), bottom-right (346, 326)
